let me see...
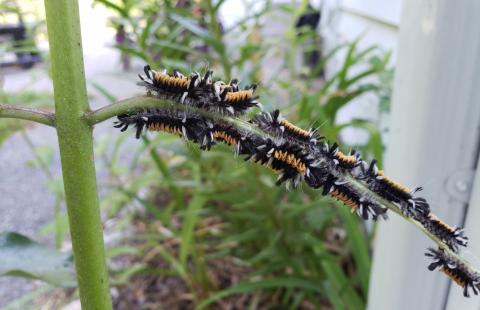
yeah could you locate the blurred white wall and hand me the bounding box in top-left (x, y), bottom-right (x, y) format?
top-left (327, 0), bottom-right (400, 53)
top-left (367, 1), bottom-right (480, 309)
top-left (324, 1), bottom-right (480, 309)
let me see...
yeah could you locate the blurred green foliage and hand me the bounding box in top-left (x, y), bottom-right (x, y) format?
top-left (1, 0), bottom-right (393, 308)
top-left (91, 1), bottom-right (392, 308)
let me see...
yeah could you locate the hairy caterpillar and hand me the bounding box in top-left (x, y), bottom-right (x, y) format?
top-left (362, 160), bottom-right (430, 217)
top-left (321, 174), bottom-right (388, 220)
top-left (426, 248), bottom-right (479, 297)
top-left (419, 213), bottom-right (468, 252)
top-left (209, 123), bottom-right (246, 155)
top-left (252, 109), bottom-right (322, 145)
top-left (244, 139), bottom-right (320, 187)
top-left (324, 142), bottom-right (361, 170)
top-left (138, 65), bottom-right (260, 116)
top-left (114, 108), bottom-right (216, 149)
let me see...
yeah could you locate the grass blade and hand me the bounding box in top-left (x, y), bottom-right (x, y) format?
top-left (180, 193), bottom-right (207, 267)
top-left (196, 277), bottom-right (324, 310)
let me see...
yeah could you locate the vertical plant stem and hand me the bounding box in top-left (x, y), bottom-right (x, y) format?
top-left (44, 0), bottom-right (112, 309)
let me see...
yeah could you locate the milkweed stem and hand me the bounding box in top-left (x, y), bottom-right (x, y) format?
top-left (45, 0), bottom-right (112, 308)
top-left (0, 104), bottom-right (55, 127)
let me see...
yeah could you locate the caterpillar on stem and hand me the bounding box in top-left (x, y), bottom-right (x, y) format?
top-left (426, 248), bottom-right (479, 297)
top-left (112, 65), bottom-right (477, 297)
top-left (138, 65), bottom-right (260, 116)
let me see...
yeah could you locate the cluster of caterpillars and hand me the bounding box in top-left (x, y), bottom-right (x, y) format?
top-left (138, 65), bottom-right (259, 115)
top-left (114, 65), bottom-right (474, 297)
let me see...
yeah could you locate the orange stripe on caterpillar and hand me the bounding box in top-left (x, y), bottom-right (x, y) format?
top-left (441, 267), bottom-right (467, 288)
top-left (329, 189), bottom-right (359, 210)
top-left (153, 72), bottom-right (190, 89)
top-left (377, 170), bottom-right (411, 194)
top-left (420, 213), bottom-right (467, 252)
top-left (279, 119), bottom-right (311, 138)
top-left (213, 130), bottom-right (238, 146)
top-left (224, 89), bottom-right (254, 103)
top-left (426, 248), bottom-right (478, 296)
top-left (272, 149), bottom-right (307, 175)
top-left (428, 213), bottom-right (456, 233)
top-left (335, 151), bottom-right (358, 167)
top-left (147, 122), bottom-right (182, 135)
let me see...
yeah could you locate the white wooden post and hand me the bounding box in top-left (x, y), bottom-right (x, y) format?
top-left (368, 0), bottom-right (480, 309)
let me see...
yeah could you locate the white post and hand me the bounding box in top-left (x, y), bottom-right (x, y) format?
top-left (368, 1), bottom-right (480, 309)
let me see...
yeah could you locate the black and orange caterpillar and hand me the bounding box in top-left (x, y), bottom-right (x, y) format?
top-left (244, 139), bottom-right (316, 187)
top-left (325, 142), bottom-right (361, 170)
top-left (114, 108), bottom-right (215, 149)
top-left (419, 213), bottom-right (468, 252)
top-left (252, 109), bottom-right (322, 145)
top-left (138, 65), bottom-right (259, 115)
top-left (426, 248), bottom-right (480, 297)
top-left (321, 174), bottom-right (387, 220)
top-left (362, 159), bottom-right (430, 217)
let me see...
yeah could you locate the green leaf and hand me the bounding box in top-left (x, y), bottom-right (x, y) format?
top-left (323, 84), bottom-right (378, 119)
top-left (90, 81), bottom-right (118, 103)
top-left (0, 232), bottom-right (75, 287)
top-left (138, 14), bottom-right (155, 49)
top-left (336, 207), bottom-right (371, 295)
top-left (179, 194), bottom-right (207, 267)
top-left (303, 234), bottom-right (365, 309)
top-left (170, 14), bottom-right (213, 40)
top-left (113, 44), bottom-right (149, 63)
top-left (196, 277), bottom-right (325, 309)
top-left (169, 13), bottom-right (223, 53)
top-left (151, 40), bottom-right (203, 56)
top-left (94, 0), bottom-right (128, 17)
top-left (353, 45), bottom-right (379, 64)
top-left (338, 39), bottom-right (358, 88)
top-left (154, 244), bottom-right (187, 278)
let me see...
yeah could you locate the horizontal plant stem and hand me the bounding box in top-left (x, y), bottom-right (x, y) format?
top-left (85, 95), bottom-right (270, 139)
top-left (345, 175), bottom-right (476, 270)
top-left (0, 104), bottom-right (55, 127)
top-left (86, 95), bottom-right (478, 275)
top-left (83, 96), bottom-right (174, 126)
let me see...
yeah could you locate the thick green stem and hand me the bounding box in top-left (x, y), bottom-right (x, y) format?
top-left (44, 0), bottom-right (112, 309)
top-left (0, 104), bottom-right (55, 127)
top-left (83, 96), bottom-right (173, 126)
top-left (84, 96), bottom-right (267, 137)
